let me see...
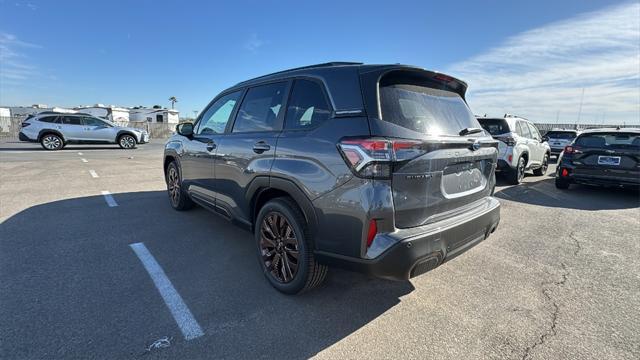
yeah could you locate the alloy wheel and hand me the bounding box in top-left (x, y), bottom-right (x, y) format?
top-left (260, 212), bottom-right (299, 283)
top-left (120, 135), bottom-right (135, 149)
top-left (167, 166), bottom-right (180, 206)
top-left (541, 155), bottom-right (549, 174)
top-left (517, 158), bottom-right (525, 182)
top-left (43, 135), bottom-right (61, 150)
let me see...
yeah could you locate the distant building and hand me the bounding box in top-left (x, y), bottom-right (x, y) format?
top-left (8, 105), bottom-right (76, 117)
top-left (129, 107), bottom-right (179, 123)
top-left (74, 104), bottom-right (130, 122)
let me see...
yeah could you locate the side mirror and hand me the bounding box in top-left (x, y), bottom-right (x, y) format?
top-left (541, 136), bottom-right (549, 142)
top-left (176, 122), bottom-right (194, 137)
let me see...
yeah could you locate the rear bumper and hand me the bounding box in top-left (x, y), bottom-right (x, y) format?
top-left (18, 132), bottom-right (35, 142)
top-left (557, 164), bottom-right (640, 187)
top-left (550, 147), bottom-right (564, 155)
top-left (315, 197), bottom-right (501, 280)
top-left (562, 173), bottom-right (639, 187)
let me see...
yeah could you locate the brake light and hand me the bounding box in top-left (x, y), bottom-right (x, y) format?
top-left (561, 168), bottom-right (569, 177)
top-left (564, 145), bottom-right (581, 154)
top-left (496, 135), bottom-right (516, 146)
top-left (338, 138), bottom-right (425, 179)
top-left (366, 219), bottom-right (378, 248)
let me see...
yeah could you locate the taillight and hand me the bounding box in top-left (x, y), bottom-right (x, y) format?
top-left (366, 219), bottom-right (377, 248)
top-left (561, 168), bottom-right (569, 177)
top-left (564, 145), bottom-right (581, 154)
top-left (496, 135), bottom-right (516, 146)
top-left (338, 138), bottom-right (425, 179)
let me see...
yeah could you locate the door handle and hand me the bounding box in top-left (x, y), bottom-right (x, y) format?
top-left (253, 141), bottom-right (271, 154)
top-left (206, 141), bottom-right (216, 152)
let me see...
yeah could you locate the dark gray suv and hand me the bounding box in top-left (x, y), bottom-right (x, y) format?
top-left (163, 62), bottom-right (501, 294)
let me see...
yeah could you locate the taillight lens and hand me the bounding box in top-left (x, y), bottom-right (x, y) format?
top-left (338, 138), bottom-right (425, 179)
top-left (366, 219), bottom-right (377, 248)
top-left (496, 136), bottom-right (516, 146)
top-left (564, 145), bottom-right (581, 154)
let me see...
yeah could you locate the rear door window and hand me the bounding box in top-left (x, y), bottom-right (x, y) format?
top-left (39, 116), bottom-right (59, 123)
top-left (477, 118), bottom-right (510, 135)
top-left (233, 82), bottom-right (287, 133)
top-left (379, 84), bottom-right (480, 136)
top-left (284, 79), bottom-right (331, 130)
top-left (61, 116), bottom-right (82, 125)
top-left (516, 121), bottom-right (531, 138)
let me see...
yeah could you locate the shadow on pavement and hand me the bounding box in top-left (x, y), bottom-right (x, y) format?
top-left (495, 177), bottom-right (640, 211)
top-left (0, 191), bottom-right (414, 359)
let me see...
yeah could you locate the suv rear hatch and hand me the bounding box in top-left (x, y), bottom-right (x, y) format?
top-left (357, 68), bottom-right (498, 228)
top-left (568, 132), bottom-right (640, 181)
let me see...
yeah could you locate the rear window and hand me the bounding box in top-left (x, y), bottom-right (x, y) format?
top-left (575, 133), bottom-right (640, 149)
top-left (546, 131), bottom-right (577, 140)
top-left (379, 84), bottom-right (480, 136)
top-left (477, 118), bottom-right (510, 135)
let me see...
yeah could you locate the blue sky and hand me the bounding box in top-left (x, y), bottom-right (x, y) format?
top-left (1, 0), bottom-right (638, 124)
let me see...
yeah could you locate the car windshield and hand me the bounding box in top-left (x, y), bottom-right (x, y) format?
top-left (379, 84), bottom-right (481, 136)
top-left (546, 131), bottom-right (576, 140)
top-left (477, 118), bottom-right (510, 135)
top-left (575, 133), bottom-right (640, 149)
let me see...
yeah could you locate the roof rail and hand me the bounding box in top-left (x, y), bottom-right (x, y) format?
top-left (236, 62), bottom-right (363, 85)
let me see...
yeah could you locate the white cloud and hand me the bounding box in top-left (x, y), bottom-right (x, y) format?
top-left (0, 32), bottom-right (41, 85)
top-left (448, 2), bottom-right (640, 125)
top-left (244, 33), bottom-right (265, 52)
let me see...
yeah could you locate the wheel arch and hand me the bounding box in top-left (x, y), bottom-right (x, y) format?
top-left (116, 130), bottom-right (138, 142)
top-left (248, 177), bottom-right (318, 243)
top-left (38, 129), bottom-right (66, 142)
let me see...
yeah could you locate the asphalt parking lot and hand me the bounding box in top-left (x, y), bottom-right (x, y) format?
top-left (1, 139), bottom-right (639, 359)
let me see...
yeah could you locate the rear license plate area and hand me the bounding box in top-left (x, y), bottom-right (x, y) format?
top-left (597, 156), bottom-right (620, 166)
top-left (441, 161), bottom-right (487, 198)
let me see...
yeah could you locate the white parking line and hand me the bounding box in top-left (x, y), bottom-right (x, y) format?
top-left (129, 242), bottom-right (204, 341)
top-left (89, 170), bottom-right (99, 178)
top-left (101, 190), bottom-right (118, 207)
top-left (78, 152), bottom-right (83, 155)
top-left (81, 158), bottom-right (88, 163)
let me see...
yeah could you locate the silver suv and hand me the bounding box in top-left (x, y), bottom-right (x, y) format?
top-left (18, 112), bottom-right (149, 150)
top-left (477, 115), bottom-right (550, 184)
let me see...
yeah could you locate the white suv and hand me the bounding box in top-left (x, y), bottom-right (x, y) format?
top-left (19, 112), bottom-right (149, 150)
top-left (477, 115), bottom-right (550, 184)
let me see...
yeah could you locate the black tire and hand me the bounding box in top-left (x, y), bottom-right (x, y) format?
top-left (255, 197), bottom-right (327, 295)
top-left (555, 177), bottom-right (570, 189)
top-left (118, 134), bottom-right (137, 149)
top-left (40, 133), bottom-right (64, 151)
top-left (533, 153), bottom-right (549, 176)
top-left (165, 161), bottom-right (194, 210)
top-left (507, 156), bottom-right (526, 185)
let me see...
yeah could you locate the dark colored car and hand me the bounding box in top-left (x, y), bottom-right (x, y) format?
top-left (163, 62), bottom-right (501, 294)
top-left (556, 128), bottom-right (640, 189)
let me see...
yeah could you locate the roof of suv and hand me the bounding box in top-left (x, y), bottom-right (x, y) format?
top-left (579, 127), bottom-right (640, 134)
top-left (223, 62), bottom-right (468, 113)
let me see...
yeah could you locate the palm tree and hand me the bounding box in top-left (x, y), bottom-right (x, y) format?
top-left (168, 96), bottom-right (178, 109)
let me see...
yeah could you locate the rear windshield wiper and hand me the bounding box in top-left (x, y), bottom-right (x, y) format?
top-left (459, 127), bottom-right (483, 136)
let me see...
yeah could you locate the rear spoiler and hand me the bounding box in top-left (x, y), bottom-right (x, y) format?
top-left (359, 66), bottom-right (469, 119)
